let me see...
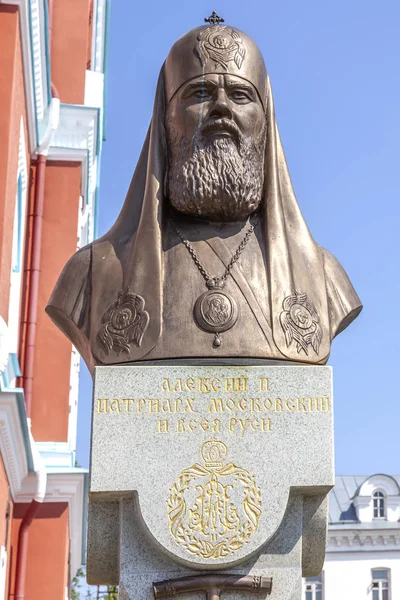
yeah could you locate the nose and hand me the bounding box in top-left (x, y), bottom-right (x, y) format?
top-left (209, 87), bottom-right (233, 120)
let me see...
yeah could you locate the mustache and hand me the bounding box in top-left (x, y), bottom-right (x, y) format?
top-left (167, 121), bottom-right (265, 222)
top-left (198, 118), bottom-right (242, 147)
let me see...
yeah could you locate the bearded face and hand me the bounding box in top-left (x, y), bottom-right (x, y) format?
top-left (165, 74), bottom-right (267, 222)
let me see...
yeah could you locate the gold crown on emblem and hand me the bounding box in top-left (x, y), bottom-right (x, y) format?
top-left (201, 439), bottom-right (228, 467)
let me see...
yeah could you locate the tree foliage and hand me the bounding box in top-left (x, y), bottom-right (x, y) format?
top-left (71, 567), bottom-right (85, 600)
top-left (70, 567), bottom-right (118, 599)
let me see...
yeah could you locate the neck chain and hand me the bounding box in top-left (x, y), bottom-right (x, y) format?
top-left (169, 216), bottom-right (258, 348)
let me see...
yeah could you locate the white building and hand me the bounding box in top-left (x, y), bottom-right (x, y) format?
top-left (304, 474), bottom-right (400, 600)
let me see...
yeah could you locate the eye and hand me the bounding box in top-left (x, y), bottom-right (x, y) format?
top-left (193, 87), bottom-right (211, 100)
top-left (230, 90), bottom-right (252, 103)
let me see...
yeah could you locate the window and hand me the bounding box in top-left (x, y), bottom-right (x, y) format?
top-left (11, 174), bottom-right (23, 273)
top-left (304, 573), bottom-right (323, 600)
top-left (372, 569), bottom-right (390, 600)
top-left (373, 491), bottom-right (386, 519)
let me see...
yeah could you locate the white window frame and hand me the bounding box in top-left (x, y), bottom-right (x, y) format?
top-left (371, 568), bottom-right (390, 600)
top-left (304, 572), bottom-right (324, 600)
top-left (373, 490), bottom-right (386, 520)
top-left (8, 119), bottom-right (28, 356)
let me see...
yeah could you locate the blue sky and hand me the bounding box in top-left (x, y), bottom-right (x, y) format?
top-left (76, 0), bottom-right (400, 475)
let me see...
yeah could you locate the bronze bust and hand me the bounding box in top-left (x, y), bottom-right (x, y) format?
top-left (46, 22), bottom-right (362, 374)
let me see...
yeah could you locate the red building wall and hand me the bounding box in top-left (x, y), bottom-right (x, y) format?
top-left (0, 0), bottom-right (95, 596)
top-left (31, 162), bottom-right (81, 442)
top-left (51, 0), bottom-right (92, 104)
top-left (0, 6), bottom-right (30, 322)
top-left (9, 503), bottom-right (69, 600)
top-left (0, 453), bottom-right (13, 600)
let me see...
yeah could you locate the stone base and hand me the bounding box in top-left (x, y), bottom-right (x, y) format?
top-left (87, 364), bottom-right (333, 599)
top-left (88, 493), bottom-right (327, 599)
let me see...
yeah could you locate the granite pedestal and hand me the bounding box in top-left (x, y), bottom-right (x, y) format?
top-left (87, 365), bottom-right (333, 599)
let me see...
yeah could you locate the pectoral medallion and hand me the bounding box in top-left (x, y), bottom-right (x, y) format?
top-left (169, 216), bottom-right (256, 348)
top-left (194, 281), bottom-right (238, 348)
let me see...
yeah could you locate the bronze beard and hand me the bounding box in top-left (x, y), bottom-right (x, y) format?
top-left (166, 116), bottom-right (267, 222)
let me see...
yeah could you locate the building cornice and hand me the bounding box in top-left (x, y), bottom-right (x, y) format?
top-left (0, 0), bottom-right (50, 152)
top-left (327, 529), bottom-right (400, 552)
top-left (48, 104), bottom-right (101, 240)
top-left (0, 389), bottom-right (33, 498)
top-left (16, 468), bottom-right (88, 576)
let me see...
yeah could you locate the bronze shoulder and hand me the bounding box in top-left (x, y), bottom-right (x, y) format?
top-left (321, 246), bottom-right (363, 339)
top-left (46, 244), bottom-right (94, 373)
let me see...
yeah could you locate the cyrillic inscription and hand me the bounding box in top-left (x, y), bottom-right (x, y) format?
top-left (95, 375), bottom-right (331, 437)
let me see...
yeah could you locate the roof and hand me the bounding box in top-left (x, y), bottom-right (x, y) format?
top-left (329, 475), bottom-right (400, 524)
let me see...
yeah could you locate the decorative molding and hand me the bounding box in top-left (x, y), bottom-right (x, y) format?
top-left (48, 104), bottom-right (100, 242)
top-left (50, 105), bottom-right (99, 167)
top-left (14, 440), bottom-right (87, 575)
top-left (0, 0), bottom-right (50, 152)
top-left (0, 389), bottom-right (32, 498)
top-left (327, 530), bottom-right (400, 552)
top-left (8, 118), bottom-right (28, 358)
top-left (91, 0), bottom-right (108, 73)
top-left (16, 468), bottom-right (88, 577)
top-left (15, 468), bottom-right (86, 502)
top-left (18, 470), bottom-right (88, 575)
top-left (30, 0), bottom-right (48, 123)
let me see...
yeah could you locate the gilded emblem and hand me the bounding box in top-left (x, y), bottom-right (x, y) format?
top-left (280, 291), bottom-right (322, 355)
top-left (195, 26), bottom-right (246, 71)
top-left (167, 439), bottom-right (261, 559)
top-left (97, 289), bottom-right (149, 355)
